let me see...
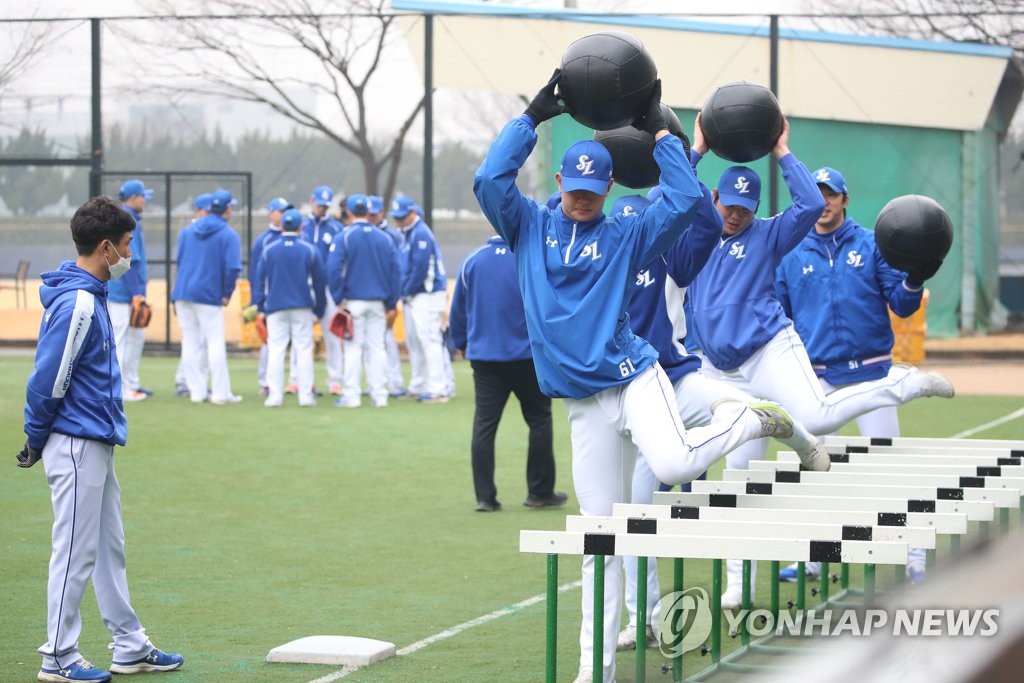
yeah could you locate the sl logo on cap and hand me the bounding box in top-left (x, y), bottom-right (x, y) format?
top-left (576, 155), bottom-right (596, 176)
top-left (733, 176), bottom-right (751, 194)
top-left (815, 169), bottom-right (831, 183)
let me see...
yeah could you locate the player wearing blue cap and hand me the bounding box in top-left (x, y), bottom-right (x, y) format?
top-left (391, 194), bottom-right (450, 402)
top-left (173, 194), bottom-right (213, 397)
top-left (108, 179), bottom-right (154, 402)
top-left (21, 197), bottom-right (184, 683)
top-left (328, 194), bottom-right (402, 408)
top-left (171, 189), bottom-right (243, 404)
top-left (301, 185), bottom-right (344, 396)
top-left (249, 197), bottom-right (293, 395)
top-left (474, 72), bottom-right (797, 683)
top-left (255, 208), bottom-right (326, 407)
top-left (774, 166), bottom-right (930, 583)
top-left (368, 195), bottom-right (408, 396)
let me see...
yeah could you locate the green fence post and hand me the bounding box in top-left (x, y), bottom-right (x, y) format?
top-left (546, 554), bottom-right (558, 683)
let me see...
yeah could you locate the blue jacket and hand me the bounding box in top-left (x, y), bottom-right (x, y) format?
top-left (254, 231), bottom-right (327, 318)
top-left (380, 221), bottom-right (406, 280)
top-left (628, 182), bottom-right (721, 384)
top-left (473, 116), bottom-right (703, 399)
top-left (24, 262), bottom-right (127, 449)
top-left (301, 214), bottom-right (342, 268)
top-left (776, 217), bottom-right (923, 384)
top-left (249, 224), bottom-right (283, 285)
top-left (107, 205), bottom-right (146, 302)
top-left (400, 217), bottom-right (447, 297)
top-left (449, 235), bottom-right (532, 362)
top-left (171, 213), bottom-right (242, 305)
top-left (327, 220), bottom-right (402, 309)
top-left (686, 153), bottom-right (825, 370)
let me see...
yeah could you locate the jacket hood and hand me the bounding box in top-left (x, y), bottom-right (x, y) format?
top-left (194, 214), bottom-right (228, 239)
top-left (39, 261), bottom-right (106, 308)
top-left (811, 217), bottom-right (857, 245)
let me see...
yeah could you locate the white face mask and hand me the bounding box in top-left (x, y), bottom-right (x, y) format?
top-left (104, 240), bottom-right (131, 280)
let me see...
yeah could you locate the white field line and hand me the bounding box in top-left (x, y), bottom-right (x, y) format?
top-left (948, 406), bottom-right (1024, 438)
top-left (308, 579), bottom-right (582, 682)
top-left (306, 407), bottom-right (1024, 682)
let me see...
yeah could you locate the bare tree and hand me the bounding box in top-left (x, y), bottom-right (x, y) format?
top-left (126, 0), bottom-right (424, 202)
top-left (0, 18), bottom-right (69, 95)
top-left (804, 0), bottom-right (1024, 62)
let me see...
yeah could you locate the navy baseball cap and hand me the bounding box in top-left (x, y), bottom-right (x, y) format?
top-left (209, 189), bottom-right (237, 214)
top-left (391, 195), bottom-right (417, 219)
top-left (281, 208), bottom-right (303, 230)
top-left (346, 194), bottom-right (369, 214)
top-left (311, 185), bottom-right (334, 207)
top-left (717, 166), bottom-right (761, 212)
top-left (610, 194), bottom-right (651, 218)
top-left (813, 167), bottom-right (848, 194)
top-left (367, 195), bottom-right (385, 213)
top-left (266, 197), bottom-right (292, 213)
top-left (559, 140), bottom-right (613, 195)
top-left (119, 179), bottom-right (153, 201)
top-left (193, 193), bottom-right (213, 211)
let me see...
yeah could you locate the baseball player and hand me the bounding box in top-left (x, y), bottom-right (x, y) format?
top-left (171, 188), bottom-right (243, 404)
top-left (368, 195), bottom-right (408, 397)
top-left (301, 185), bottom-right (345, 396)
top-left (108, 179), bottom-right (153, 402)
top-left (684, 118), bottom-right (955, 602)
top-left (328, 194), bottom-right (402, 408)
top-left (775, 166), bottom-right (937, 583)
top-left (254, 208), bottom-right (326, 407)
top-left (608, 193), bottom-right (830, 646)
top-left (250, 197), bottom-right (292, 395)
top-left (391, 194), bottom-right (450, 403)
top-left (474, 72), bottom-right (797, 683)
top-left (174, 193), bottom-right (213, 397)
top-left (21, 196), bottom-right (183, 683)
top-left (449, 231), bottom-right (568, 511)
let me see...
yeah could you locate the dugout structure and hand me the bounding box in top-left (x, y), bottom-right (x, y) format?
top-left (392, 0), bottom-right (1023, 338)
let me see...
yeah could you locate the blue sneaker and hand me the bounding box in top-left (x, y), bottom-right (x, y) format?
top-left (135, 387), bottom-right (154, 397)
top-left (417, 393), bottom-right (449, 404)
top-left (778, 563), bottom-right (818, 582)
top-left (38, 658), bottom-right (111, 682)
top-left (109, 648), bottom-right (184, 674)
top-left (906, 562), bottom-right (926, 584)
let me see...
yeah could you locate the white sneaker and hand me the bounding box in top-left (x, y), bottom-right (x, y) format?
top-left (572, 667), bottom-right (593, 683)
top-left (721, 586), bottom-right (745, 610)
top-left (123, 389), bottom-right (148, 402)
top-left (897, 363), bottom-right (955, 399)
top-left (210, 394), bottom-right (243, 405)
top-left (264, 397), bottom-right (282, 407)
top-left (616, 624), bottom-right (657, 651)
top-left (797, 438), bottom-right (831, 472)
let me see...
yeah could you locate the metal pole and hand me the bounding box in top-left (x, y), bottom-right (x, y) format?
top-left (768, 14), bottom-right (779, 216)
top-left (89, 18), bottom-right (103, 198)
top-left (423, 14), bottom-right (434, 227)
top-left (165, 173), bottom-right (173, 350)
top-left (546, 554), bottom-right (558, 683)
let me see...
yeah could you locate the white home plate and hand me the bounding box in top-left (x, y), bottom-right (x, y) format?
top-left (266, 635), bottom-right (396, 666)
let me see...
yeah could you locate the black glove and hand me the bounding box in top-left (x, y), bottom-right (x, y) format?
top-left (676, 129), bottom-right (692, 160)
top-left (16, 441), bottom-right (41, 468)
top-left (633, 79), bottom-right (666, 137)
top-left (905, 259), bottom-right (942, 288)
top-left (524, 69), bottom-right (567, 125)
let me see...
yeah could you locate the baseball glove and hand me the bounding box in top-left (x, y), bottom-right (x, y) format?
top-left (254, 314), bottom-right (268, 344)
top-left (129, 295), bottom-right (152, 328)
top-left (330, 309), bottom-right (354, 340)
top-left (16, 441), bottom-right (41, 468)
top-left (241, 304), bottom-right (259, 323)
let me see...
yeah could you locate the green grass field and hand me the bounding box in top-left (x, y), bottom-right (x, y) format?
top-left (2, 354), bottom-right (1023, 682)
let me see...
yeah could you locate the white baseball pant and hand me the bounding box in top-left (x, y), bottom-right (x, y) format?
top-left (403, 291), bottom-right (448, 397)
top-left (175, 300), bottom-right (235, 402)
top-left (341, 299), bottom-right (388, 407)
top-left (318, 288), bottom-right (343, 388)
top-left (108, 301), bottom-right (145, 392)
top-left (266, 309), bottom-right (315, 406)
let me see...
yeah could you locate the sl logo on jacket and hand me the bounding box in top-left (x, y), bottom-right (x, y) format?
top-left (635, 269), bottom-right (655, 287)
top-left (728, 242), bottom-right (746, 259)
top-left (846, 250), bottom-right (865, 268)
top-left (580, 241), bottom-right (603, 261)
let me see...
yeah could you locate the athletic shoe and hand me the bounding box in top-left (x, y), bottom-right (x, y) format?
top-left (264, 398), bottom-right (282, 408)
top-left (335, 398), bottom-right (360, 408)
top-left (371, 400), bottom-right (387, 408)
top-left (259, 385), bottom-right (270, 397)
top-left (173, 383), bottom-right (189, 397)
top-left (122, 390), bottom-right (147, 402)
top-left (135, 387), bottom-right (154, 397)
top-left (721, 586), bottom-right (744, 610)
top-left (797, 438), bottom-right (831, 472)
top-left (210, 395), bottom-right (243, 405)
top-left (110, 648), bottom-right (184, 674)
top-left (312, 386), bottom-right (324, 397)
top-left (616, 624), bottom-right (657, 651)
top-left (299, 399), bottom-right (316, 408)
top-left (284, 384), bottom-right (298, 395)
top-left (523, 491), bottom-right (568, 509)
top-left (896, 363), bottom-right (955, 399)
top-left (749, 402), bottom-right (794, 439)
top-left (389, 388), bottom-right (408, 398)
top-left (417, 393), bottom-right (449, 404)
top-left (572, 667), bottom-right (593, 683)
top-left (906, 562), bottom-right (926, 584)
top-left (779, 563), bottom-right (819, 582)
top-left (475, 500), bottom-right (502, 512)
top-left (38, 658), bottom-right (111, 682)
top-left (329, 383), bottom-right (343, 396)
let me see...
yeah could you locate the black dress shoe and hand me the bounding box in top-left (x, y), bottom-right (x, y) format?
top-left (523, 491), bottom-right (569, 508)
top-left (476, 500), bottom-right (502, 512)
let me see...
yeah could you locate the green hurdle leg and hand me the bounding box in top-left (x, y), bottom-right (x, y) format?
top-left (819, 562), bottom-right (830, 604)
top-left (864, 564), bottom-right (876, 601)
top-left (637, 556), bottom-right (648, 683)
top-left (769, 560), bottom-right (780, 618)
top-left (673, 559), bottom-right (683, 683)
top-left (594, 555), bottom-right (604, 680)
top-left (950, 533), bottom-right (961, 557)
top-left (711, 560), bottom-right (722, 663)
top-left (840, 563), bottom-right (850, 590)
top-left (740, 561), bottom-right (751, 647)
top-left (546, 554), bottom-right (558, 683)
top-left (796, 561), bottom-right (806, 611)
